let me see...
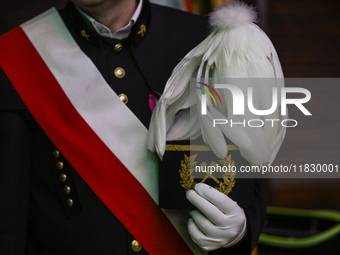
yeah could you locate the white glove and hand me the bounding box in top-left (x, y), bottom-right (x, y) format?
top-left (186, 183), bottom-right (247, 251)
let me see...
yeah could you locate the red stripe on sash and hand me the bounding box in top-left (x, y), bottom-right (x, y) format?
top-left (0, 27), bottom-right (193, 255)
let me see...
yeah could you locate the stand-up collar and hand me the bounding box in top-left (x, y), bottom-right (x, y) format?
top-left (75, 0), bottom-right (143, 40)
top-left (60, 0), bottom-right (151, 46)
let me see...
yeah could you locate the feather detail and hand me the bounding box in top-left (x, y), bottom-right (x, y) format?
top-left (148, 1), bottom-right (286, 166)
top-left (209, 1), bottom-right (257, 30)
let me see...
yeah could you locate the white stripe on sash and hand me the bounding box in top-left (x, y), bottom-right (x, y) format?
top-left (21, 8), bottom-right (158, 202)
top-left (21, 9), bottom-right (206, 255)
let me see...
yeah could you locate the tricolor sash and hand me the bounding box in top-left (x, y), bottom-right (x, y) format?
top-left (0, 8), bottom-right (205, 255)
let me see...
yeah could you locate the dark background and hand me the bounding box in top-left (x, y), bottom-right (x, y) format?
top-left (263, 0), bottom-right (340, 211)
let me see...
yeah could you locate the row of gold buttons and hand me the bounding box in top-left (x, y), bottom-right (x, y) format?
top-left (54, 151), bottom-right (140, 250)
top-left (113, 43), bottom-right (126, 81)
top-left (112, 43), bottom-right (128, 104)
top-left (53, 149), bottom-right (73, 207)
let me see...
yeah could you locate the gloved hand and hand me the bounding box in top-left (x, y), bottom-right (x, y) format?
top-left (186, 183), bottom-right (247, 251)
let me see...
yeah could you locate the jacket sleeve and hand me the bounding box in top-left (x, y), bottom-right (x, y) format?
top-left (0, 67), bottom-right (32, 254)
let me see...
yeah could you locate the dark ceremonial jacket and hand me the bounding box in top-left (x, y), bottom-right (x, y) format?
top-left (0, 1), bottom-right (266, 254)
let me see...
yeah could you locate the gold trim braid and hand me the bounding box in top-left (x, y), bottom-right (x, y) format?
top-left (166, 144), bottom-right (239, 152)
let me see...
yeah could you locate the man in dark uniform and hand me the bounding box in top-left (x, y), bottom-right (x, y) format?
top-left (0, 0), bottom-right (266, 254)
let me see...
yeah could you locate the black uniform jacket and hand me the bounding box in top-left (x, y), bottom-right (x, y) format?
top-left (0, 1), bottom-right (266, 254)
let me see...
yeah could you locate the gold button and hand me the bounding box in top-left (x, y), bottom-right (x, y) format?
top-left (64, 186), bottom-right (71, 195)
top-left (114, 43), bottom-right (123, 52)
top-left (66, 198), bottom-right (73, 207)
top-left (114, 67), bottom-right (125, 78)
top-left (60, 173), bottom-right (67, 183)
top-left (53, 149), bottom-right (60, 158)
top-left (131, 240), bottom-right (142, 252)
top-left (119, 94), bottom-right (128, 104)
top-left (56, 161), bottom-right (64, 170)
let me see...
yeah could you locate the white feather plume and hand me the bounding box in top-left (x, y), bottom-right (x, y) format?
top-left (209, 1), bottom-right (257, 30)
top-left (148, 1), bottom-right (286, 165)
